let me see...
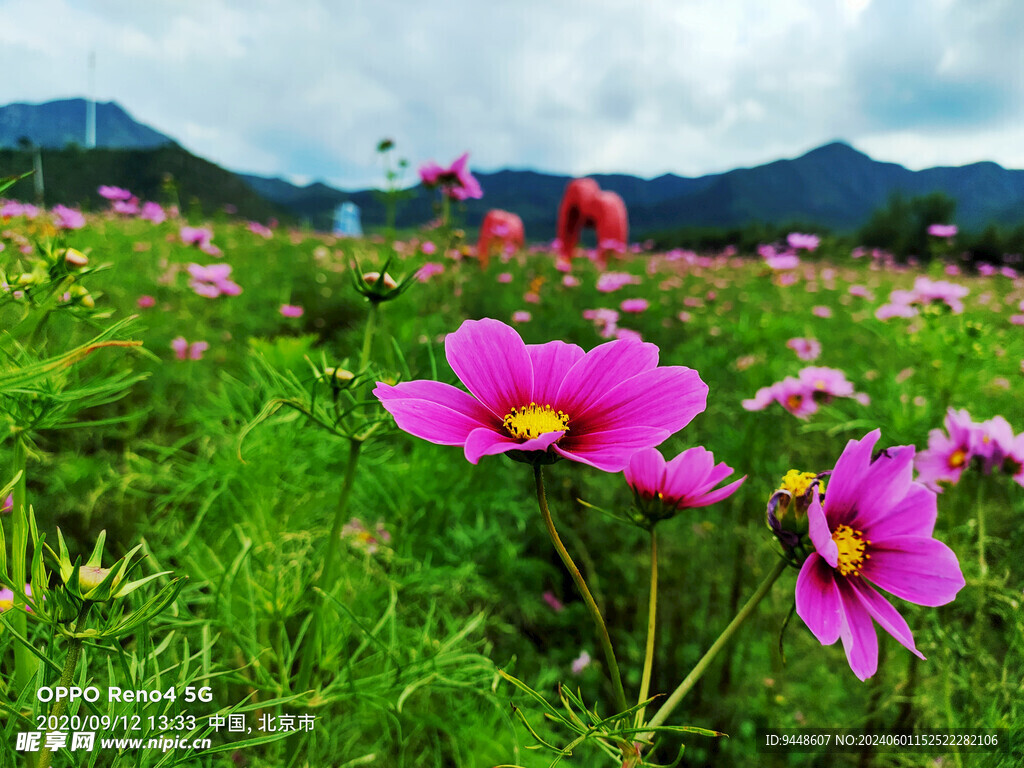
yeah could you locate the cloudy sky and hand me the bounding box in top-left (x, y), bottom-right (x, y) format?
top-left (1, 0), bottom-right (1022, 189)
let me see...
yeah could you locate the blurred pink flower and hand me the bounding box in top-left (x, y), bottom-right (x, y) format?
top-left (571, 650), bottom-right (592, 675)
top-left (187, 263), bottom-right (242, 298)
top-left (98, 185), bottom-right (133, 201)
top-left (786, 337), bottom-right (822, 361)
top-left (812, 306), bottom-right (833, 318)
top-left (542, 591), bottom-right (565, 612)
top-left (139, 201), bottom-right (166, 224)
top-left (420, 240), bottom-right (437, 255)
top-left (280, 304), bottom-right (304, 318)
top-left (620, 298), bottom-right (649, 313)
top-left (787, 232), bottom-right (820, 251)
top-left (418, 152), bottom-right (483, 200)
top-left (927, 224), bottom-right (958, 238)
top-left (596, 272), bottom-right (641, 293)
top-left (52, 204), bottom-right (86, 230)
top-left (137, 295), bottom-right (156, 309)
top-left (416, 262), bottom-right (445, 282)
top-left (247, 221), bottom-right (273, 238)
top-left (497, 272), bottom-right (513, 283)
top-left (171, 337), bottom-right (209, 361)
top-left (511, 310), bottom-right (532, 323)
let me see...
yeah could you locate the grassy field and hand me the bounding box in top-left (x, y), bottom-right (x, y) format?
top-left (1, 204), bottom-right (1022, 767)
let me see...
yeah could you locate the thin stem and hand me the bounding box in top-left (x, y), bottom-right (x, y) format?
top-left (533, 465), bottom-right (627, 714)
top-left (635, 529), bottom-right (658, 728)
top-left (646, 557), bottom-right (787, 731)
top-left (359, 302), bottom-right (378, 374)
top-left (11, 433), bottom-right (36, 693)
top-left (37, 609), bottom-right (89, 768)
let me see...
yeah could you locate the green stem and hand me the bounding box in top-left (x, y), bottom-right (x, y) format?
top-left (646, 557), bottom-right (787, 731)
top-left (11, 433), bottom-right (36, 693)
top-left (635, 529), bottom-right (658, 728)
top-left (533, 465), bottom-right (627, 714)
top-left (37, 610), bottom-right (89, 768)
top-left (296, 438), bottom-right (363, 690)
top-left (359, 303), bottom-right (378, 373)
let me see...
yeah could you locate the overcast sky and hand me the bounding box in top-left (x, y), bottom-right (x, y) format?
top-left (2, 0), bottom-right (1022, 189)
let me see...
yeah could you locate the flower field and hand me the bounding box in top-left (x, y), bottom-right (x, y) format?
top-left (1, 189), bottom-right (1023, 767)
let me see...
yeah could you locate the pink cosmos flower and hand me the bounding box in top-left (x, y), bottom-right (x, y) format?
top-left (582, 308), bottom-right (619, 338)
top-left (927, 224), bottom-right (957, 238)
top-left (916, 409), bottom-right (978, 484)
top-left (374, 318), bottom-right (708, 471)
top-left (98, 185), bottom-right (133, 201)
top-left (620, 298), bottom-right (649, 313)
top-left (180, 226), bottom-right (215, 248)
top-left (786, 338), bottom-right (822, 361)
top-left (187, 263), bottom-right (242, 298)
top-left (812, 306), bottom-right (832, 318)
top-left (171, 337), bottom-right (209, 361)
top-left (280, 304), bottom-right (304, 318)
top-left (798, 366), bottom-right (856, 400)
top-left (497, 272), bottom-right (513, 284)
top-left (511, 310), bottom-right (532, 324)
top-left (112, 197), bottom-right (140, 215)
top-left (596, 272), bottom-right (641, 293)
top-left (571, 650), bottom-right (593, 675)
top-left (52, 204), bottom-right (86, 230)
top-left (624, 446), bottom-right (745, 522)
top-left (136, 295), bottom-right (156, 309)
top-left (562, 275), bottom-right (580, 287)
top-left (416, 262), bottom-right (445, 282)
top-left (795, 430), bottom-right (965, 680)
top-left (139, 202), bottom-right (167, 225)
top-left (247, 221), bottom-right (273, 238)
top-left (787, 232), bottom-right (820, 252)
top-left (0, 584), bottom-right (32, 613)
top-left (743, 377), bottom-right (819, 419)
top-left (418, 152), bottom-right (483, 200)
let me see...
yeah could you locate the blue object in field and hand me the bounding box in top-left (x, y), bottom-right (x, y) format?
top-left (333, 202), bottom-right (362, 236)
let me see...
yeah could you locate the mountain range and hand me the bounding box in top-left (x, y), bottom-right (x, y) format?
top-left (4, 98), bottom-right (1024, 236)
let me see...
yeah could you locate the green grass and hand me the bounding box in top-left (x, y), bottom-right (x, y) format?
top-left (1, 213), bottom-right (1022, 767)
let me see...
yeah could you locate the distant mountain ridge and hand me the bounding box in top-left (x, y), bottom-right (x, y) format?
top-left (0, 99), bottom-right (175, 150)
top-left (6, 98), bottom-right (1024, 235)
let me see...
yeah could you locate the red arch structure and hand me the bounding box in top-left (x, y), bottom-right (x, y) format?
top-left (476, 209), bottom-right (525, 269)
top-left (556, 178), bottom-right (628, 268)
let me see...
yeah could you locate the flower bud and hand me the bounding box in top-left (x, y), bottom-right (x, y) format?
top-left (65, 248), bottom-right (89, 268)
top-left (362, 271), bottom-right (398, 290)
top-left (320, 366), bottom-right (355, 386)
top-left (77, 566), bottom-right (111, 592)
top-left (767, 469), bottom-right (825, 552)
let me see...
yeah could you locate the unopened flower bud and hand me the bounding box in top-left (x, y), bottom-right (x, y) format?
top-left (321, 366), bottom-right (355, 385)
top-left (767, 469), bottom-right (825, 553)
top-left (77, 566), bottom-right (111, 592)
top-left (363, 272), bottom-right (398, 290)
top-left (65, 248), bottom-right (89, 268)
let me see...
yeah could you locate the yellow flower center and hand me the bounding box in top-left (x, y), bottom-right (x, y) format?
top-left (948, 449), bottom-right (967, 469)
top-left (779, 470), bottom-right (820, 498)
top-left (0, 597), bottom-right (13, 612)
top-left (832, 524), bottom-right (871, 577)
top-left (502, 403), bottom-right (570, 440)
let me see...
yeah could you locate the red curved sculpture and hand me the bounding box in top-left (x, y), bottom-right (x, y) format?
top-left (476, 209), bottom-right (525, 269)
top-left (556, 178), bottom-right (628, 268)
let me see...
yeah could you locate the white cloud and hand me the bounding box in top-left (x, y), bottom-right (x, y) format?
top-left (0, 0), bottom-right (1021, 188)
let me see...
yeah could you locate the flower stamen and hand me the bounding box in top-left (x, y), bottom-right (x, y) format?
top-left (832, 524), bottom-right (871, 577)
top-left (502, 402), bottom-right (570, 440)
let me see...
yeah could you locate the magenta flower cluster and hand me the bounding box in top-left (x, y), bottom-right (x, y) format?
top-left (915, 408), bottom-right (1024, 492)
top-left (743, 367), bottom-right (868, 419)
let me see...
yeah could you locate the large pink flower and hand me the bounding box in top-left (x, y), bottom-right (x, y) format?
top-left (418, 153), bottom-right (483, 201)
top-left (374, 318), bottom-right (708, 471)
top-left (795, 430), bottom-right (965, 681)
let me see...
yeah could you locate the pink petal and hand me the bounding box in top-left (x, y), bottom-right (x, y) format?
top-left (807, 493), bottom-right (839, 568)
top-left (863, 483), bottom-right (936, 540)
top-left (445, 319), bottom-right (533, 417)
top-left (824, 429), bottom-right (881, 527)
top-left (526, 341), bottom-right (585, 405)
top-left (374, 381), bottom-right (496, 445)
top-left (795, 554), bottom-right (842, 646)
top-left (554, 339), bottom-right (659, 416)
top-left (846, 577), bottom-right (924, 660)
top-left (664, 446), bottom-right (716, 494)
top-left (835, 577), bottom-right (880, 681)
top-left (685, 476), bottom-right (746, 507)
top-left (860, 536), bottom-right (965, 607)
top-left (624, 447), bottom-right (667, 495)
top-left (463, 427), bottom-right (563, 464)
top-left (847, 445), bottom-right (915, 529)
top-left (580, 366), bottom-right (708, 434)
top-left (555, 426), bottom-right (671, 472)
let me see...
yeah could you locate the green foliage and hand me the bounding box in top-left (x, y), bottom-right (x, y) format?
top-left (858, 191), bottom-right (957, 260)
